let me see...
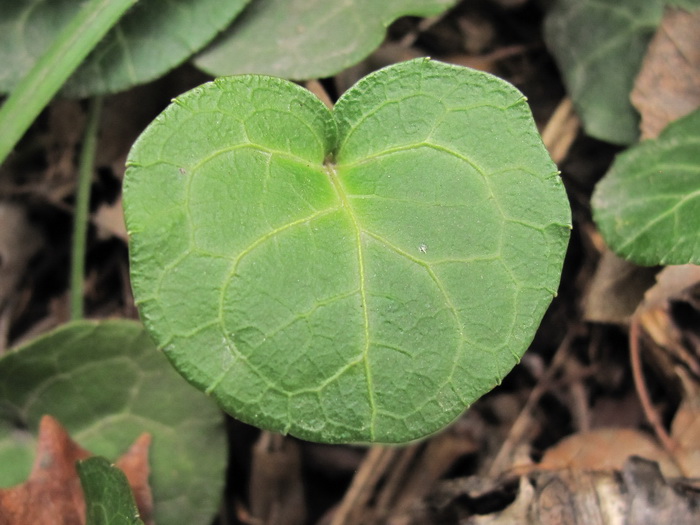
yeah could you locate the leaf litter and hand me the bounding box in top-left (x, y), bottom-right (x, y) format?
top-left (1, 0), bottom-right (700, 523)
top-left (0, 415), bottom-right (152, 525)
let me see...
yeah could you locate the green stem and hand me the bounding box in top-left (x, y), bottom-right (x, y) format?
top-left (71, 97), bottom-right (103, 321)
top-left (0, 0), bottom-right (137, 166)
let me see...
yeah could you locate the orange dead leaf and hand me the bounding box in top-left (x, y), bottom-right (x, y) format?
top-left (0, 415), bottom-right (152, 525)
top-left (538, 428), bottom-right (681, 477)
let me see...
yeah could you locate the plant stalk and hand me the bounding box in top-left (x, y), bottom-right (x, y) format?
top-left (0, 0), bottom-right (137, 166)
top-left (71, 97), bottom-right (103, 321)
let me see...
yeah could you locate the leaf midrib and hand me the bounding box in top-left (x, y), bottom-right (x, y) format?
top-left (324, 161), bottom-right (378, 440)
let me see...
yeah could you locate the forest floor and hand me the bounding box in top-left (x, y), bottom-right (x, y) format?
top-left (1, 0), bottom-right (699, 524)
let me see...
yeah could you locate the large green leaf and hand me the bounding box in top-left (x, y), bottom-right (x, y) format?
top-left (544, 0), bottom-right (664, 145)
top-left (0, 320), bottom-right (226, 525)
top-left (78, 457), bottom-right (145, 525)
top-left (592, 109), bottom-right (700, 265)
top-left (194, 0), bottom-right (458, 80)
top-left (124, 58), bottom-right (571, 444)
top-left (0, 0), bottom-right (250, 97)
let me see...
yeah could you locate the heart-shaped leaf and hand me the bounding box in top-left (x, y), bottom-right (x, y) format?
top-left (194, 0), bottom-right (458, 80)
top-left (592, 108), bottom-right (700, 265)
top-left (124, 58), bottom-right (571, 444)
top-left (0, 320), bottom-right (226, 524)
top-left (0, 0), bottom-right (250, 97)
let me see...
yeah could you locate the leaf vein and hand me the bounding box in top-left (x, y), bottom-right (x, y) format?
top-left (325, 163), bottom-right (377, 439)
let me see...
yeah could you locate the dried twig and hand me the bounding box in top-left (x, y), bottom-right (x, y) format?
top-left (487, 326), bottom-right (578, 477)
top-left (330, 446), bottom-right (398, 525)
top-left (629, 316), bottom-right (677, 454)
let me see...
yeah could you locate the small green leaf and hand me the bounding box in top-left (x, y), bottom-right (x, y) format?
top-left (124, 58), bottom-right (571, 444)
top-left (78, 457), bottom-right (144, 525)
top-left (592, 109), bottom-right (700, 266)
top-left (194, 0), bottom-right (458, 80)
top-left (0, 320), bottom-right (226, 525)
top-left (0, 0), bottom-right (250, 97)
top-left (544, 0), bottom-right (664, 145)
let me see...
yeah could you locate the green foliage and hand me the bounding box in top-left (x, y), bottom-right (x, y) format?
top-left (544, 0), bottom-right (663, 145)
top-left (194, 0), bottom-right (458, 80)
top-left (0, 320), bottom-right (226, 525)
top-left (124, 58), bottom-right (571, 444)
top-left (592, 109), bottom-right (700, 265)
top-left (0, 0), bottom-right (135, 165)
top-left (0, 0), bottom-right (250, 97)
top-left (544, 0), bottom-right (700, 146)
top-left (78, 457), bottom-right (145, 525)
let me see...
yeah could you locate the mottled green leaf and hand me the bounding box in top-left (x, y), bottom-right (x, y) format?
top-left (667, 0), bottom-right (700, 8)
top-left (0, 320), bottom-right (226, 525)
top-left (78, 457), bottom-right (144, 525)
top-left (544, 0), bottom-right (664, 145)
top-left (124, 58), bottom-right (571, 444)
top-left (194, 0), bottom-right (458, 80)
top-left (592, 109), bottom-right (700, 265)
top-left (0, 0), bottom-right (250, 97)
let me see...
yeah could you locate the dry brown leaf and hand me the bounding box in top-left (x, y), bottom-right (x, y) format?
top-left (583, 249), bottom-right (658, 324)
top-left (399, 457), bottom-right (700, 525)
top-left (631, 8), bottom-right (700, 139)
top-left (639, 265), bottom-right (700, 344)
top-left (93, 196), bottom-right (128, 242)
top-left (540, 97), bottom-right (580, 166)
top-left (0, 415), bottom-right (152, 525)
top-left (537, 428), bottom-right (680, 477)
top-left (0, 416), bottom-right (91, 525)
top-left (636, 265), bottom-right (700, 390)
top-left (626, 265), bottom-right (700, 478)
top-left (671, 400), bottom-right (700, 477)
top-left (668, 371), bottom-right (700, 477)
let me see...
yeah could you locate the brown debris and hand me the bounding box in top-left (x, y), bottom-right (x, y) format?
top-left (537, 427), bottom-right (680, 476)
top-left (631, 8), bottom-right (700, 139)
top-left (636, 265), bottom-right (700, 367)
top-left (0, 203), bottom-right (43, 353)
top-left (93, 196), bottom-right (128, 242)
top-left (583, 249), bottom-right (658, 324)
top-left (631, 266), bottom-right (700, 457)
top-left (399, 457), bottom-right (700, 525)
top-left (318, 416), bottom-right (482, 525)
top-left (540, 97), bottom-right (580, 166)
top-left (248, 432), bottom-right (306, 525)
